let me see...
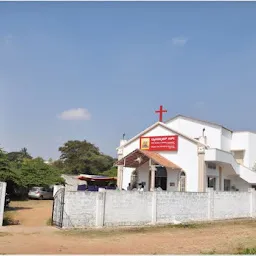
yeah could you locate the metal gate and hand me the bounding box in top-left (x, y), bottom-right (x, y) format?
top-left (52, 187), bottom-right (65, 228)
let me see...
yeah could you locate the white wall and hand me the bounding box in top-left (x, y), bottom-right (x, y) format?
top-left (231, 131), bottom-right (256, 170)
top-left (248, 133), bottom-right (256, 169)
top-left (231, 132), bottom-right (249, 167)
top-left (213, 191), bottom-right (251, 219)
top-left (63, 191), bottom-right (97, 228)
top-left (122, 167), bottom-right (134, 190)
top-left (137, 162), bottom-right (150, 190)
top-left (167, 169), bottom-right (180, 192)
top-left (221, 172), bottom-right (251, 192)
top-left (166, 117), bottom-right (222, 149)
top-left (61, 189), bottom-right (256, 228)
top-left (221, 128), bottom-right (232, 152)
top-left (121, 124), bottom-right (199, 192)
top-left (104, 192), bottom-right (153, 226)
top-left (156, 192), bottom-right (208, 223)
top-left (160, 136), bottom-right (199, 192)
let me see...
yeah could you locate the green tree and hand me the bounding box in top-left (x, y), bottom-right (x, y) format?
top-left (1, 147), bottom-right (64, 198)
top-left (0, 148), bottom-right (12, 181)
top-left (18, 158), bottom-right (64, 188)
top-left (59, 140), bottom-right (115, 175)
top-left (0, 149), bottom-right (22, 194)
top-left (52, 159), bottom-right (65, 171)
top-left (102, 166), bottom-right (117, 177)
top-left (7, 148), bottom-right (32, 164)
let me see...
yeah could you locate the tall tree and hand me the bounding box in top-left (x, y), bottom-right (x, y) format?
top-left (0, 148), bottom-right (20, 184)
top-left (59, 140), bottom-right (115, 175)
top-left (20, 147), bottom-right (32, 159)
top-left (20, 158), bottom-right (65, 188)
top-left (7, 148), bottom-right (32, 164)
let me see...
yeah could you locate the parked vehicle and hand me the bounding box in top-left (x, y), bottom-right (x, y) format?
top-left (5, 193), bottom-right (10, 208)
top-left (28, 187), bottom-right (53, 200)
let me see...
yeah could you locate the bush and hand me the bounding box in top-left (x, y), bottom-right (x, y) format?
top-left (3, 212), bottom-right (20, 226)
top-left (237, 247), bottom-right (256, 254)
top-left (46, 217), bottom-right (52, 226)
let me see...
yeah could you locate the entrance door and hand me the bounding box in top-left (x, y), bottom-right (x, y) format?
top-left (155, 167), bottom-right (167, 190)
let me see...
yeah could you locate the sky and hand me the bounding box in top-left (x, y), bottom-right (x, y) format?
top-left (1, 1), bottom-right (256, 160)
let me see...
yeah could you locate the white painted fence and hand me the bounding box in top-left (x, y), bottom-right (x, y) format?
top-left (60, 188), bottom-right (256, 228)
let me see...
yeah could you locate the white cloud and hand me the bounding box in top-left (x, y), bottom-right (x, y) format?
top-left (172, 37), bottom-right (188, 46)
top-left (58, 108), bottom-right (91, 121)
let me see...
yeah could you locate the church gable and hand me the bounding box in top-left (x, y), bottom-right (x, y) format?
top-left (120, 122), bottom-right (204, 157)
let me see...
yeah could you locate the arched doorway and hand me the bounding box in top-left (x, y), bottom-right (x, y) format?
top-left (155, 167), bottom-right (167, 190)
top-left (179, 171), bottom-right (186, 192)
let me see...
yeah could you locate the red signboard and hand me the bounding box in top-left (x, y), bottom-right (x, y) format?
top-left (140, 135), bottom-right (178, 151)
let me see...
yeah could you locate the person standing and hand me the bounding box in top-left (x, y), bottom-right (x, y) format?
top-left (127, 183), bottom-right (132, 191)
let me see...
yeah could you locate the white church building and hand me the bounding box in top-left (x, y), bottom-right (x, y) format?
top-left (116, 106), bottom-right (256, 193)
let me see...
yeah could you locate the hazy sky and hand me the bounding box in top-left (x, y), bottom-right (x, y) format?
top-left (1, 2), bottom-right (256, 160)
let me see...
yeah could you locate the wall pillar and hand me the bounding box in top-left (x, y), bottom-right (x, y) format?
top-left (117, 145), bottom-right (125, 190)
top-left (151, 191), bottom-right (157, 224)
top-left (0, 182), bottom-right (7, 227)
top-left (206, 187), bottom-right (214, 220)
top-left (117, 165), bottom-right (124, 190)
top-left (198, 146), bottom-right (206, 192)
top-left (249, 188), bottom-right (256, 218)
top-left (95, 189), bottom-right (106, 228)
top-left (150, 165), bottom-right (156, 192)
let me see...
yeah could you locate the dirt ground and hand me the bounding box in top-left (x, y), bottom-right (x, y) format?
top-left (1, 200), bottom-right (256, 254)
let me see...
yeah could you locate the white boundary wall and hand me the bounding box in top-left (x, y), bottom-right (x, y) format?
top-left (61, 188), bottom-right (256, 228)
top-left (0, 182), bottom-right (7, 226)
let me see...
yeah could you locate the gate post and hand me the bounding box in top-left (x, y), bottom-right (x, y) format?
top-left (95, 189), bottom-right (106, 228)
top-left (0, 182), bottom-right (7, 227)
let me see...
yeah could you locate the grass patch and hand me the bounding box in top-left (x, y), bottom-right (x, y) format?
top-left (57, 219), bottom-right (256, 239)
top-left (3, 212), bottom-right (20, 226)
top-left (46, 218), bottom-right (52, 226)
top-left (236, 247), bottom-right (256, 254)
top-left (200, 249), bottom-right (217, 254)
top-left (0, 232), bottom-right (12, 237)
top-left (58, 223), bottom-right (209, 238)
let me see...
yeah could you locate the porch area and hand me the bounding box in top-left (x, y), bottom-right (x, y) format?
top-left (116, 149), bottom-right (186, 192)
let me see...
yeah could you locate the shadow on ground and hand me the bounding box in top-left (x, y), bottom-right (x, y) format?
top-left (5, 206), bottom-right (32, 212)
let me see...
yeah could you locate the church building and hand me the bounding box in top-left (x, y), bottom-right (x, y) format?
top-left (116, 106), bottom-right (256, 192)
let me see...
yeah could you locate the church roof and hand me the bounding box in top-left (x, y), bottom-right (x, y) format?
top-left (115, 148), bottom-right (181, 169)
top-left (116, 121), bottom-right (207, 150)
top-left (165, 115), bottom-right (233, 132)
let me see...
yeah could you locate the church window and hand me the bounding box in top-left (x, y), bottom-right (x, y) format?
top-left (179, 171), bottom-right (186, 192)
